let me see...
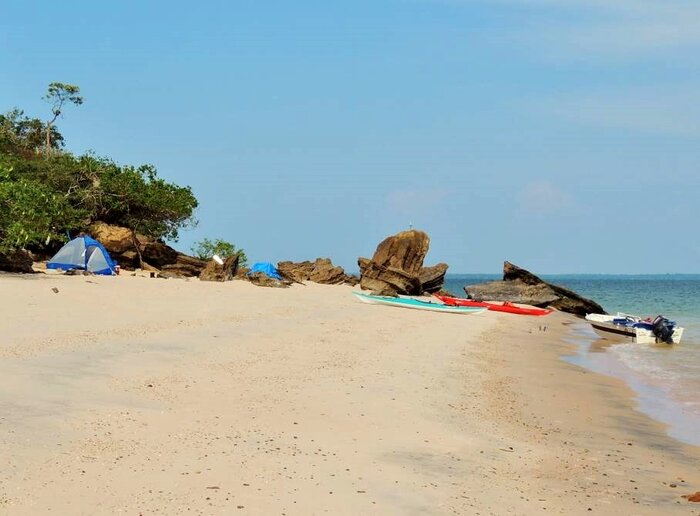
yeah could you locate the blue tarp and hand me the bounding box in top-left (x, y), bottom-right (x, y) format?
top-left (247, 262), bottom-right (283, 280)
top-left (47, 235), bottom-right (117, 275)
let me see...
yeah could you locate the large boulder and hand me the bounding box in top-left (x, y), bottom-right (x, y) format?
top-left (88, 222), bottom-right (136, 254)
top-left (0, 250), bottom-right (34, 273)
top-left (465, 261), bottom-right (605, 317)
top-left (358, 230), bottom-right (447, 296)
top-left (277, 258), bottom-right (356, 285)
top-left (200, 254), bottom-right (240, 282)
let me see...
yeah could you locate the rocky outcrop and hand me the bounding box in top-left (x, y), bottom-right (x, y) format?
top-left (88, 222), bottom-right (135, 254)
top-left (277, 258), bottom-right (357, 285)
top-left (0, 250), bottom-right (34, 273)
top-left (465, 261), bottom-right (605, 317)
top-left (87, 222), bottom-right (206, 277)
top-left (419, 263), bottom-right (449, 294)
top-left (200, 254), bottom-right (240, 282)
top-left (358, 230), bottom-right (447, 296)
top-left (248, 271), bottom-right (292, 288)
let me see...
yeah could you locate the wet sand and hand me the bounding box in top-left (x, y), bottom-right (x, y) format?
top-left (0, 274), bottom-right (699, 514)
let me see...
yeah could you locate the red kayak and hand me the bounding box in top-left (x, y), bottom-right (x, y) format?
top-left (434, 295), bottom-right (552, 316)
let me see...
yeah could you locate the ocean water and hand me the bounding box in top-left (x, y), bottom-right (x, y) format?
top-left (443, 274), bottom-right (700, 446)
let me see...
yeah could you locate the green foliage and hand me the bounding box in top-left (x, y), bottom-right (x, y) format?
top-left (43, 82), bottom-right (83, 152)
top-left (0, 92), bottom-right (199, 253)
top-left (0, 109), bottom-right (64, 155)
top-left (0, 162), bottom-right (82, 253)
top-left (98, 162), bottom-right (199, 240)
top-left (191, 238), bottom-right (248, 266)
top-left (44, 82), bottom-right (83, 120)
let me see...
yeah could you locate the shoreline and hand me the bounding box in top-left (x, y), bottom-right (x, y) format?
top-left (564, 324), bottom-right (700, 448)
top-left (1, 274), bottom-right (699, 513)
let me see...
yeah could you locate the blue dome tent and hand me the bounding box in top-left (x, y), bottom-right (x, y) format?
top-left (47, 235), bottom-right (117, 275)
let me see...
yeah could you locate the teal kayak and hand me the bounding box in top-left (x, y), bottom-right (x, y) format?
top-left (352, 291), bottom-right (487, 315)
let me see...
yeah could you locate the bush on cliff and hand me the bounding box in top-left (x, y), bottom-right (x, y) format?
top-left (0, 104), bottom-right (198, 253)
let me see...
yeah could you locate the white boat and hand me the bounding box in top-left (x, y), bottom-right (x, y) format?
top-left (585, 312), bottom-right (684, 344)
top-left (352, 291), bottom-right (487, 315)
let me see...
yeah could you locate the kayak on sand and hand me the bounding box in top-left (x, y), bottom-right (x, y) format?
top-left (434, 295), bottom-right (552, 316)
top-left (353, 292), bottom-right (487, 315)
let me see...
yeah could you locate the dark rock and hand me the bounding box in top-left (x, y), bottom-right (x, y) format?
top-left (359, 230), bottom-right (445, 296)
top-left (140, 241), bottom-right (179, 268)
top-left (0, 249), bottom-right (34, 273)
top-left (277, 258), bottom-right (355, 285)
top-left (200, 254), bottom-right (240, 282)
top-left (465, 261), bottom-right (605, 317)
top-left (248, 271), bottom-right (292, 288)
top-left (419, 263), bottom-right (448, 293)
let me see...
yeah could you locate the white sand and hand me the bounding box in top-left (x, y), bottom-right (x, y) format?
top-left (0, 273), bottom-right (699, 514)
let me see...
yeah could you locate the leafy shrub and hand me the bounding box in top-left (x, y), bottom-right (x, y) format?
top-left (191, 238), bottom-right (248, 266)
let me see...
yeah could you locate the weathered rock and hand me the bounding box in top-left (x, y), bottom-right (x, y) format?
top-left (140, 241), bottom-right (179, 268)
top-left (0, 250), bottom-right (34, 273)
top-left (370, 230), bottom-right (430, 273)
top-left (88, 222), bottom-right (137, 254)
top-left (465, 261), bottom-right (605, 317)
top-left (277, 258), bottom-right (355, 285)
top-left (359, 230), bottom-right (442, 296)
top-left (276, 261), bottom-right (315, 282)
top-left (419, 263), bottom-right (448, 293)
top-left (200, 254), bottom-right (240, 282)
top-left (359, 257), bottom-right (422, 295)
top-left (248, 271), bottom-right (292, 288)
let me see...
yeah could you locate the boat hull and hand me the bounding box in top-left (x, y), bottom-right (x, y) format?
top-left (434, 295), bottom-right (552, 316)
top-left (353, 292), bottom-right (487, 315)
top-left (585, 313), bottom-right (684, 344)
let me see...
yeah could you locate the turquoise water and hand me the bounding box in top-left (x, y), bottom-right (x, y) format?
top-left (443, 274), bottom-right (700, 446)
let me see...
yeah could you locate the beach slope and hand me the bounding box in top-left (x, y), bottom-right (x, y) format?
top-left (0, 274), bottom-right (698, 514)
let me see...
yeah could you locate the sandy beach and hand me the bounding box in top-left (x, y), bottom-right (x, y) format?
top-left (1, 273), bottom-right (699, 515)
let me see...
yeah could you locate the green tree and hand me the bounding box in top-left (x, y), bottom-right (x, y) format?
top-left (0, 109), bottom-right (64, 156)
top-left (191, 238), bottom-right (248, 266)
top-left (0, 162), bottom-right (82, 252)
top-left (97, 162), bottom-right (198, 241)
top-left (43, 82), bottom-right (83, 153)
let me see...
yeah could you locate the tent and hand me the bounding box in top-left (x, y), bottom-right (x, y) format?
top-left (47, 235), bottom-right (117, 275)
top-left (247, 262), bottom-right (283, 280)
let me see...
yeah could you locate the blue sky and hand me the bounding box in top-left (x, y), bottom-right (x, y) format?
top-left (2, 0), bottom-right (699, 273)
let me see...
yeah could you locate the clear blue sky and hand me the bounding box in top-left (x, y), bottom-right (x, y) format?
top-left (2, 0), bottom-right (699, 273)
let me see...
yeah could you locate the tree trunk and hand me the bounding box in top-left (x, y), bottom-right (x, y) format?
top-left (45, 121), bottom-right (52, 157)
top-left (131, 230), bottom-right (145, 269)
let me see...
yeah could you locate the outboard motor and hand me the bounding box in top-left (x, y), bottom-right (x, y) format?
top-left (652, 316), bottom-right (674, 344)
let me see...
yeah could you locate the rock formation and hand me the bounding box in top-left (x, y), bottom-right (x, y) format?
top-left (200, 254), bottom-right (240, 282)
top-left (277, 258), bottom-right (357, 285)
top-left (358, 230), bottom-right (447, 296)
top-left (465, 261), bottom-right (605, 317)
top-left (0, 250), bottom-right (34, 273)
top-left (419, 263), bottom-right (449, 294)
top-left (87, 222), bottom-right (206, 277)
top-left (88, 222), bottom-right (134, 254)
top-left (247, 271), bottom-right (292, 288)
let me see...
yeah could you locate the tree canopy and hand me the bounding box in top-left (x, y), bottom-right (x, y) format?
top-left (191, 238), bottom-right (248, 266)
top-left (0, 85), bottom-right (199, 254)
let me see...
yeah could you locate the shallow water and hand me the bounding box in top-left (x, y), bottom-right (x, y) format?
top-left (444, 274), bottom-right (700, 446)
